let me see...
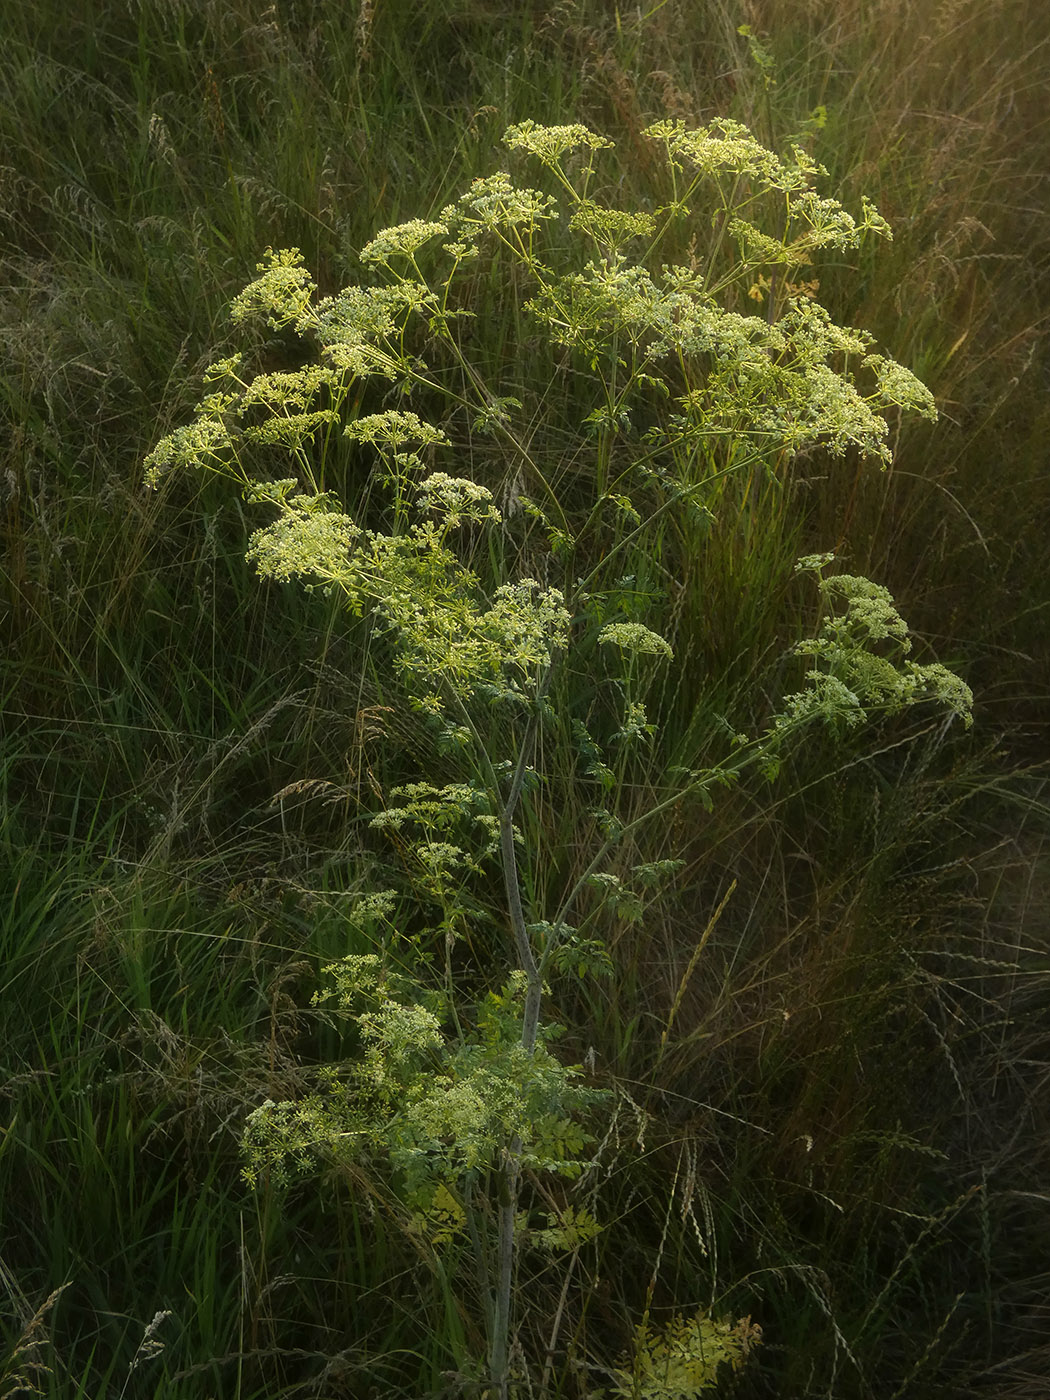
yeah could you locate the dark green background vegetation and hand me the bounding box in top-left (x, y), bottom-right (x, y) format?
top-left (1, 1), bottom-right (1048, 1395)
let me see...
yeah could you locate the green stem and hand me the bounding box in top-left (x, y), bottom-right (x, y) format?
top-left (489, 665), bottom-right (555, 1397)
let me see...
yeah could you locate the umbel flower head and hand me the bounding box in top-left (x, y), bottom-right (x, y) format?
top-left (229, 246), bottom-right (316, 329)
top-left (503, 119), bottom-right (613, 165)
top-left (598, 622), bottom-right (673, 660)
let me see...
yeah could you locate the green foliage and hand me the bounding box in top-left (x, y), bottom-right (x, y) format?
top-left (611, 1310), bottom-right (762, 1399)
top-left (771, 555), bottom-right (973, 742)
top-left (243, 960), bottom-right (601, 1198)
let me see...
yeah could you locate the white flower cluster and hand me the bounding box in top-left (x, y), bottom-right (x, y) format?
top-left (241, 365), bottom-right (340, 411)
top-left (246, 503), bottom-right (360, 584)
top-left (143, 417), bottom-right (231, 487)
top-left (345, 411), bottom-right (450, 448)
top-left (416, 473), bottom-right (501, 527)
top-left (645, 116), bottom-right (822, 192)
top-left (568, 205), bottom-right (656, 250)
top-left (503, 119), bottom-right (613, 165)
top-left (229, 246), bottom-right (316, 329)
top-left (359, 219), bottom-right (449, 267)
top-left (442, 172), bottom-right (558, 236)
top-left (598, 622), bottom-right (674, 659)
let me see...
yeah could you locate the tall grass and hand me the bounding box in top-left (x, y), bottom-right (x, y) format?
top-left (1, 0), bottom-right (1048, 1395)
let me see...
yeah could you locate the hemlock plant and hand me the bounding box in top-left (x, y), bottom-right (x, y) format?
top-left (145, 118), bottom-right (972, 1398)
